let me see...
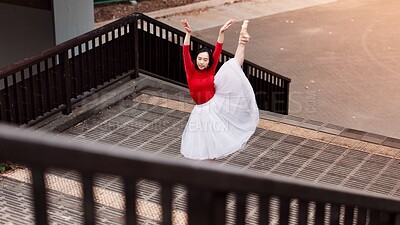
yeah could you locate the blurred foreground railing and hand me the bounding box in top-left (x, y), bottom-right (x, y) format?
top-left (1, 125), bottom-right (400, 225)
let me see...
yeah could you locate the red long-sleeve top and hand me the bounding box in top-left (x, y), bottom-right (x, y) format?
top-left (183, 42), bottom-right (223, 105)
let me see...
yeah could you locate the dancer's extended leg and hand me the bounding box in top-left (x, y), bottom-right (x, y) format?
top-left (234, 20), bottom-right (251, 67)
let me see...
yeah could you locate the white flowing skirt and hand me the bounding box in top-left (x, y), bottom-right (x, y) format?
top-left (181, 58), bottom-right (259, 160)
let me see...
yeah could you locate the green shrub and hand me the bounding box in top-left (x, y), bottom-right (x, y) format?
top-left (0, 162), bottom-right (16, 173)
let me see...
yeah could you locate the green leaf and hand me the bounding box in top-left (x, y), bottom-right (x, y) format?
top-left (0, 162), bottom-right (15, 173)
top-left (0, 163), bottom-right (6, 173)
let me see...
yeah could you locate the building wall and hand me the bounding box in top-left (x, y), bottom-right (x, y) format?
top-left (0, 3), bottom-right (54, 69)
top-left (53, 0), bottom-right (94, 45)
top-left (0, 0), bottom-right (94, 69)
top-left (0, 0), bottom-right (51, 10)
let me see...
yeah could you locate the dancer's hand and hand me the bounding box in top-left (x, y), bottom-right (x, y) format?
top-left (181, 19), bottom-right (192, 33)
top-left (239, 36), bottom-right (251, 44)
top-left (219, 18), bottom-right (235, 33)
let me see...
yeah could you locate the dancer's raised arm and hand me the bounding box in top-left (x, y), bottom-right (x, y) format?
top-left (234, 20), bottom-right (251, 66)
top-left (181, 19), bottom-right (192, 46)
top-left (181, 19), bottom-right (195, 76)
top-left (217, 19), bottom-right (235, 44)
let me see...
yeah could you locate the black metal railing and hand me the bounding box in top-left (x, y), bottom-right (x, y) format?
top-left (0, 13), bottom-right (290, 126)
top-left (1, 125), bottom-right (400, 225)
top-left (0, 14), bottom-right (139, 125)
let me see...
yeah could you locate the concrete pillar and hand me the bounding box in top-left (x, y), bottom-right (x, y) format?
top-left (53, 0), bottom-right (94, 45)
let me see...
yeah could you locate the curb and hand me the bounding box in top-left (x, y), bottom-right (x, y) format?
top-left (147, 0), bottom-right (234, 19)
top-left (30, 74), bottom-right (191, 134)
top-left (95, 0), bottom-right (234, 28)
top-left (30, 74), bottom-right (139, 133)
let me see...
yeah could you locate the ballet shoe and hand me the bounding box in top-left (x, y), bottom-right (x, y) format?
top-left (239, 20), bottom-right (251, 44)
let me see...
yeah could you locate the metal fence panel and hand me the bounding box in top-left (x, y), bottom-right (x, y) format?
top-left (0, 13), bottom-right (291, 126)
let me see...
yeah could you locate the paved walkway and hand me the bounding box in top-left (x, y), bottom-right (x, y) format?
top-left (150, 0), bottom-right (336, 32)
top-left (150, 0), bottom-right (400, 138)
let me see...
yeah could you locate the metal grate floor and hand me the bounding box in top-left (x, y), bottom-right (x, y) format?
top-left (1, 91), bottom-right (400, 224)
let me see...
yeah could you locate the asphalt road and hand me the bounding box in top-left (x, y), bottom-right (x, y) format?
top-left (156, 0), bottom-right (400, 138)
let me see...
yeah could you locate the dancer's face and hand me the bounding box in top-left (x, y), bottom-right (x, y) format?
top-left (196, 52), bottom-right (210, 70)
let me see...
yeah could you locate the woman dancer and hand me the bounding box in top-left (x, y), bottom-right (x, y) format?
top-left (180, 18), bottom-right (259, 160)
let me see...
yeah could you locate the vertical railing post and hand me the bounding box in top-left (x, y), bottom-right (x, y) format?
top-left (161, 183), bottom-right (173, 225)
top-left (285, 81), bottom-right (290, 115)
top-left (124, 178), bottom-right (137, 225)
top-left (236, 193), bottom-right (247, 225)
top-left (188, 187), bottom-right (212, 225)
top-left (60, 51), bottom-right (72, 115)
top-left (82, 173), bottom-right (95, 225)
top-left (132, 16), bottom-right (139, 79)
top-left (391, 213), bottom-right (400, 225)
top-left (3, 76), bottom-right (11, 123)
top-left (188, 187), bottom-right (226, 225)
top-left (31, 167), bottom-right (48, 225)
top-left (12, 73), bottom-right (23, 124)
top-left (0, 80), bottom-right (7, 122)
